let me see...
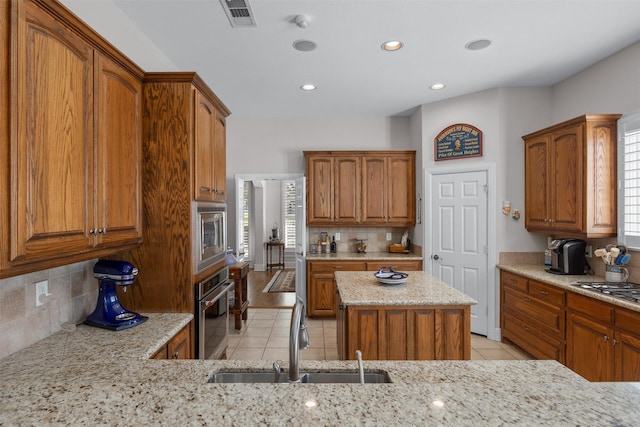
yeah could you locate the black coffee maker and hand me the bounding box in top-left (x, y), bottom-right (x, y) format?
top-left (84, 260), bottom-right (148, 331)
top-left (546, 239), bottom-right (587, 275)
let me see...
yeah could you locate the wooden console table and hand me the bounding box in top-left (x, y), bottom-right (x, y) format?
top-left (228, 261), bottom-right (249, 330)
top-left (265, 241), bottom-right (285, 270)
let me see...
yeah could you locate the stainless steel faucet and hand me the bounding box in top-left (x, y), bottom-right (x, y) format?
top-left (289, 299), bottom-right (309, 382)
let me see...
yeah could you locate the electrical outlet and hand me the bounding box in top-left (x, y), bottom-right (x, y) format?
top-left (35, 280), bottom-right (49, 307)
top-left (335, 233), bottom-right (340, 241)
top-left (585, 245), bottom-right (593, 258)
top-left (386, 233), bottom-right (392, 241)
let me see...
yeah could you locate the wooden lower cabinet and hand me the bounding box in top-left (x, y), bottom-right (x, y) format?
top-left (307, 259), bottom-right (423, 317)
top-left (500, 271), bottom-right (566, 363)
top-left (151, 323), bottom-right (192, 360)
top-left (566, 292), bottom-right (640, 382)
top-left (337, 300), bottom-right (470, 361)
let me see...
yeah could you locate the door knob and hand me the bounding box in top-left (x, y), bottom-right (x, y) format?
top-left (432, 254), bottom-right (441, 260)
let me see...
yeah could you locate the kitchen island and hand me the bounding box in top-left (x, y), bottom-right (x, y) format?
top-left (335, 270), bottom-right (477, 360)
top-left (1, 313), bottom-right (640, 425)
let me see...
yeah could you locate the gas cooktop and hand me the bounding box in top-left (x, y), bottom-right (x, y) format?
top-left (573, 282), bottom-right (640, 304)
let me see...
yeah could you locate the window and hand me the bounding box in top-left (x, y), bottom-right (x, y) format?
top-left (282, 180), bottom-right (296, 248)
top-left (619, 112), bottom-right (640, 249)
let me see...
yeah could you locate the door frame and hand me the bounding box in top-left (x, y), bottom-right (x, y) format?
top-left (425, 163), bottom-right (499, 341)
top-left (234, 173), bottom-right (303, 269)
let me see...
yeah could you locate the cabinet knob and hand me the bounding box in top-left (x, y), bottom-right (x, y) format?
top-left (98, 228), bottom-right (106, 234)
top-left (539, 290), bottom-right (549, 295)
top-left (200, 186), bottom-right (211, 193)
top-left (523, 297), bottom-right (532, 302)
top-left (613, 339), bottom-right (619, 346)
top-left (171, 352), bottom-right (179, 359)
top-left (89, 229), bottom-right (96, 235)
top-left (603, 335), bottom-right (610, 342)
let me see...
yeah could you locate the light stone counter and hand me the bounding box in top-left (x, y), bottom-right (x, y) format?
top-left (2, 312), bottom-right (640, 425)
top-left (335, 270), bottom-right (478, 306)
top-left (306, 251), bottom-right (423, 261)
top-left (498, 264), bottom-right (640, 313)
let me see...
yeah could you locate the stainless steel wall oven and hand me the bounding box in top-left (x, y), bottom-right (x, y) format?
top-left (194, 267), bottom-right (231, 359)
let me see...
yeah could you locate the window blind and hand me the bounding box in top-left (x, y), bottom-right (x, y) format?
top-left (619, 112), bottom-right (640, 249)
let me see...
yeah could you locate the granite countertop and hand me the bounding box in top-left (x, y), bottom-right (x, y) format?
top-left (2, 313), bottom-right (640, 425)
top-left (335, 270), bottom-right (478, 306)
top-left (498, 264), bottom-right (640, 313)
top-left (306, 251), bottom-right (423, 261)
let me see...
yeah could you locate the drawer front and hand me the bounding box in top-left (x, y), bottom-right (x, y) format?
top-left (529, 280), bottom-right (565, 306)
top-left (615, 307), bottom-right (640, 334)
top-left (366, 260), bottom-right (422, 271)
top-left (503, 311), bottom-right (564, 362)
top-left (503, 288), bottom-right (564, 337)
top-left (567, 291), bottom-right (614, 323)
top-left (501, 271), bottom-right (528, 292)
top-left (309, 261), bottom-right (366, 272)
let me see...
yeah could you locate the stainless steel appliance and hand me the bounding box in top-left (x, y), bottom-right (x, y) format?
top-left (195, 267), bottom-right (232, 359)
top-left (573, 282), bottom-right (640, 304)
top-left (193, 202), bottom-right (227, 274)
top-left (546, 239), bottom-right (587, 275)
top-left (84, 260), bottom-right (148, 331)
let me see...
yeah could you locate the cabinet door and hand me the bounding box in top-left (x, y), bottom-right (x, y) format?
top-left (306, 156), bottom-right (334, 224)
top-left (167, 324), bottom-right (192, 359)
top-left (615, 330), bottom-right (640, 381)
top-left (566, 311), bottom-right (614, 381)
top-left (524, 135), bottom-right (549, 230)
top-left (550, 124), bottom-right (584, 232)
top-left (387, 154), bottom-right (415, 225)
top-left (308, 273), bottom-right (337, 316)
top-left (361, 156), bottom-right (387, 224)
top-left (336, 290), bottom-right (345, 359)
top-left (212, 112), bottom-right (226, 201)
top-left (346, 307), bottom-right (382, 360)
top-left (334, 156), bottom-right (361, 224)
top-left (12, 3), bottom-right (94, 262)
top-left (95, 53), bottom-right (142, 247)
top-left (194, 89), bottom-right (216, 201)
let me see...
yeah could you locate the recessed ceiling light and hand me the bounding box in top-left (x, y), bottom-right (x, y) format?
top-left (465, 39), bottom-right (492, 51)
top-left (430, 83), bottom-right (446, 90)
top-left (381, 40), bottom-right (403, 51)
top-left (293, 39), bottom-right (317, 52)
top-left (300, 84), bottom-right (316, 91)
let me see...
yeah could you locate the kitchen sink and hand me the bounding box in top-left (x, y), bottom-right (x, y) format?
top-left (208, 370), bottom-right (392, 384)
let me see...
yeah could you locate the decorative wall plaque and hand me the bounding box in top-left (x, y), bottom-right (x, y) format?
top-left (434, 123), bottom-right (483, 161)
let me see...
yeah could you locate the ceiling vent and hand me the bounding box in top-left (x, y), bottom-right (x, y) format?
top-left (220, 0), bottom-right (257, 28)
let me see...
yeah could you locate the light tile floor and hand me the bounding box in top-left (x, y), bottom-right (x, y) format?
top-left (228, 308), bottom-right (533, 361)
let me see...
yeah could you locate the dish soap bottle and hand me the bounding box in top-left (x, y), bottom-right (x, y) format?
top-left (330, 236), bottom-right (337, 253)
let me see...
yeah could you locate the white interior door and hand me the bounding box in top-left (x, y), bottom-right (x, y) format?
top-left (294, 176), bottom-right (306, 308)
top-left (430, 170), bottom-right (488, 335)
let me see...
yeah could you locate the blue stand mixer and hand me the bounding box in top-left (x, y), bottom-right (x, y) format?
top-left (84, 260), bottom-right (148, 331)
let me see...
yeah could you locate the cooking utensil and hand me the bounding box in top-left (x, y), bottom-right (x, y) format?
top-left (620, 254), bottom-right (631, 265)
top-left (594, 248), bottom-right (607, 257)
top-left (610, 247), bottom-right (620, 259)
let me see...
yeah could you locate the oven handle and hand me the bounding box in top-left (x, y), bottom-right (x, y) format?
top-left (200, 282), bottom-right (233, 308)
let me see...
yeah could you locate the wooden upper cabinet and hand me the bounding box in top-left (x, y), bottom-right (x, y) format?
top-left (194, 91), bottom-right (226, 202)
top-left (305, 151), bottom-right (415, 227)
top-left (13, 2), bottom-right (95, 263)
top-left (523, 114), bottom-right (620, 238)
top-left (95, 53), bottom-right (142, 247)
top-left (306, 155), bottom-right (334, 224)
top-left (3, 0), bottom-right (144, 276)
top-left (334, 156), bottom-right (361, 224)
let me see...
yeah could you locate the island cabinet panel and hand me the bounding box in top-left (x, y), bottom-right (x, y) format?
top-left (305, 151), bottom-right (415, 227)
top-left (500, 271), bottom-right (566, 363)
top-left (366, 260), bottom-right (424, 272)
top-left (339, 304), bottom-right (470, 361)
top-left (2, 0), bottom-right (144, 277)
top-left (523, 114), bottom-right (620, 238)
top-left (566, 292), bottom-right (640, 382)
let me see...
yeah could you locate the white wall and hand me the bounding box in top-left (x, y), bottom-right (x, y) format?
top-left (551, 41), bottom-right (640, 122)
top-left (226, 117), bottom-right (412, 250)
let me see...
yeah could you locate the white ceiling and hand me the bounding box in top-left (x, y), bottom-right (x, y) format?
top-left (61, 0), bottom-right (640, 117)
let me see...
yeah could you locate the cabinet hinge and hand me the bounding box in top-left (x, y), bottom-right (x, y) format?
top-left (483, 185), bottom-right (488, 194)
top-left (483, 246), bottom-right (488, 255)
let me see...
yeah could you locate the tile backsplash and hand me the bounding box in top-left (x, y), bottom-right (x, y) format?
top-left (0, 260), bottom-right (98, 360)
top-left (308, 227), bottom-right (413, 254)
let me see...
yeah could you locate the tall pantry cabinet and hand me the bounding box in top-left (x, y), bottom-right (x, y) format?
top-left (1, 0), bottom-right (144, 278)
top-left (116, 73), bottom-right (230, 314)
